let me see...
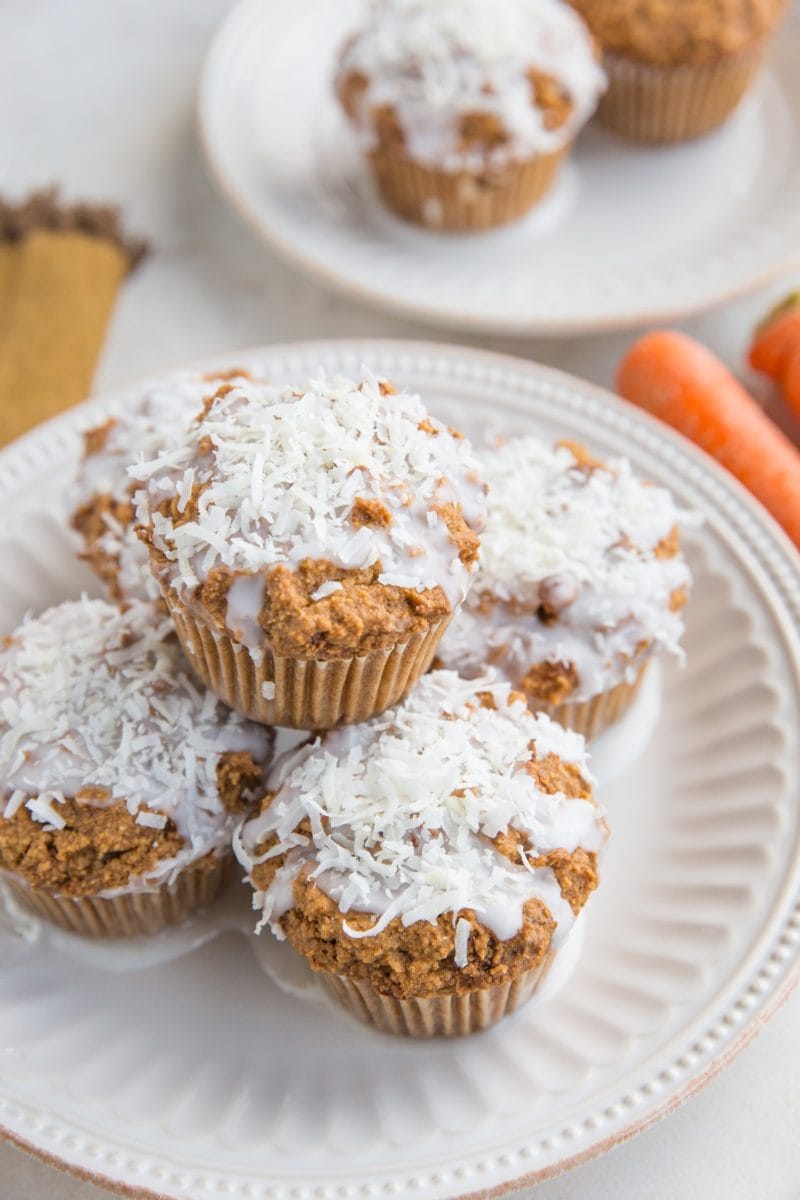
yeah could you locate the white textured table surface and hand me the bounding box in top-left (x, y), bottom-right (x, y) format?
top-left (1, 2), bottom-right (799, 1197)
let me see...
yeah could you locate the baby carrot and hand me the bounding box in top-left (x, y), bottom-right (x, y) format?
top-left (616, 330), bottom-right (800, 548)
top-left (749, 292), bottom-right (800, 419)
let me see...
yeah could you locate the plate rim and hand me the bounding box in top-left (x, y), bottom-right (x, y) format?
top-left (197, 0), bottom-right (800, 338)
top-left (2, 968), bottom-right (798, 1200)
top-left (1, 336), bottom-right (800, 1200)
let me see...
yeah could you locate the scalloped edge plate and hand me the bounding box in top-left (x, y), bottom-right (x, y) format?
top-left (1, 340), bottom-right (799, 1200)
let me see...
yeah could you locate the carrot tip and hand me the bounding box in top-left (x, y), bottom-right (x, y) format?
top-left (755, 290), bottom-right (800, 337)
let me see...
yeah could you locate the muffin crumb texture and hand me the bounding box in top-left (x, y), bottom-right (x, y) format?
top-left (569, 0), bottom-right (786, 65)
top-left (0, 800), bottom-right (187, 896)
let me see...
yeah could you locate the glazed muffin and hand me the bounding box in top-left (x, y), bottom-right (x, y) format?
top-left (336, 0), bottom-right (605, 231)
top-left (135, 371), bottom-right (486, 730)
top-left (235, 670), bottom-right (607, 1037)
top-left (569, 0), bottom-right (787, 142)
top-left (0, 598), bottom-right (274, 937)
top-left (72, 370), bottom-right (252, 606)
top-left (436, 438), bottom-right (690, 739)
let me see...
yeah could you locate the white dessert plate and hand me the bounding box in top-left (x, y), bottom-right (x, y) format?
top-left (198, 0), bottom-right (800, 336)
top-left (1, 340), bottom-right (799, 1200)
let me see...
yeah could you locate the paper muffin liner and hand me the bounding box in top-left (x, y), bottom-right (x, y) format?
top-left (367, 146), bottom-right (566, 232)
top-left (530, 662), bottom-right (648, 740)
top-left (1, 852), bottom-right (230, 938)
top-left (169, 599), bottom-right (451, 730)
top-left (321, 950), bottom-right (555, 1038)
top-left (597, 41), bottom-right (767, 143)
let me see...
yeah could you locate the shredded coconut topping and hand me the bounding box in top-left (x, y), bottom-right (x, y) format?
top-left (339, 0), bottom-right (606, 169)
top-left (236, 670), bottom-right (606, 955)
top-left (0, 598), bottom-right (273, 889)
top-left (441, 441), bottom-right (690, 700)
top-left (438, 438), bottom-right (692, 701)
top-left (72, 372), bottom-right (251, 604)
top-left (438, 441), bottom-right (695, 700)
top-left (136, 370), bottom-right (486, 652)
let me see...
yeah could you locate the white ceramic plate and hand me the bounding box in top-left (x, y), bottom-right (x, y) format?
top-left (1, 340), bottom-right (800, 1200)
top-left (198, 0), bottom-right (800, 336)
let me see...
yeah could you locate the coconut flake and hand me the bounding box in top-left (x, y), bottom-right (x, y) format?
top-left (454, 916), bottom-right (471, 967)
top-left (27, 791), bottom-right (67, 830)
top-left (136, 810), bottom-right (168, 830)
top-left (2, 790), bottom-right (25, 819)
top-left (311, 581), bottom-right (344, 601)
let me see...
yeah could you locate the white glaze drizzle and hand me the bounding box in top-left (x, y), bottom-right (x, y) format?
top-left (0, 598), bottom-right (273, 892)
top-left (235, 670), bottom-right (606, 958)
top-left (136, 370), bottom-right (487, 656)
top-left (438, 438), bottom-right (692, 702)
top-left (339, 0), bottom-right (606, 170)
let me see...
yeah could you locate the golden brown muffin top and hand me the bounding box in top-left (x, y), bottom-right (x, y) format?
top-left (238, 673), bottom-right (607, 999)
top-left (0, 748), bottom-right (262, 898)
top-left (0, 598), bottom-right (273, 897)
top-left (435, 438), bottom-right (691, 708)
top-left (569, 0), bottom-right (786, 66)
top-left (136, 374), bottom-right (487, 663)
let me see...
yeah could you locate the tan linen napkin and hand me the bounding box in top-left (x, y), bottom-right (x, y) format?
top-left (0, 189), bottom-right (146, 446)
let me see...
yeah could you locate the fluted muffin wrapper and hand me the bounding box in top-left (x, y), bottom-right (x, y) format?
top-left (597, 41), bottom-right (767, 143)
top-left (529, 662), bottom-right (648, 740)
top-left (321, 951), bottom-right (555, 1038)
top-left (1, 853), bottom-right (229, 938)
top-left (169, 599), bottom-right (451, 730)
top-left (367, 146), bottom-right (566, 232)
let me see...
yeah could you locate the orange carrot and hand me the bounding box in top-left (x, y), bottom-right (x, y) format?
top-left (749, 292), bottom-right (800, 418)
top-left (617, 330), bottom-right (800, 548)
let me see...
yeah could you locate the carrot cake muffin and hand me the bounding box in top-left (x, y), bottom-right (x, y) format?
top-left (135, 371), bottom-right (487, 730)
top-left (336, 0), bottom-right (605, 230)
top-left (235, 670), bottom-right (607, 1037)
top-left (0, 597), bottom-right (273, 937)
top-left (436, 437), bottom-right (691, 738)
top-left (71, 370), bottom-right (251, 606)
top-left (569, 0), bottom-right (787, 142)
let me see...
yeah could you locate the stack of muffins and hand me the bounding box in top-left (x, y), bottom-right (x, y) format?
top-left (0, 365), bottom-right (690, 1037)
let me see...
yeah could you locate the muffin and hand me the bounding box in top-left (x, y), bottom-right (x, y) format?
top-left (569, 0), bottom-right (787, 142)
top-left (72, 370), bottom-right (252, 606)
top-left (235, 670), bottom-right (607, 1037)
top-left (0, 598), bottom-right (274, 937)
top-left (336, 0), bottom-right (606, 231)
top-left (136, 371), bottom-right (487, 730)
top-left (436, 438), bottom-right (690, 739)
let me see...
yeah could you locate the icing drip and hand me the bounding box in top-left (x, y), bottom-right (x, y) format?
top-left (225, 574), bottom-right (267, 660)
